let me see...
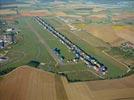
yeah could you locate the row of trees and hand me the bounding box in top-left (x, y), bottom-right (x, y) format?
top-left (0, 67), bottom-right (16, 76)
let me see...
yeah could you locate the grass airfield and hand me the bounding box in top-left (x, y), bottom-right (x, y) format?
top-left (0, 1), bottom-right (134, 100)
top-left (0, 1), bottom-right (134, 81)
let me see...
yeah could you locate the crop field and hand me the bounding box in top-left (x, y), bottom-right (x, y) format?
top-left (1, 1), bottom-right (133, 82)
top-left (0, 1), bottom-right (134, 100)
top-left (0, 9), bottom-right (17, 15)
top-left (85, 25), bottom-right (121, 44)
top-left (85, 25), bottom-right (134, 44)
top-left (0, 66), bottom-right (58, 100)
top-left (0, 66), bottom-right (134, 100)
top-left (20, 10), bottom-right (50, 17)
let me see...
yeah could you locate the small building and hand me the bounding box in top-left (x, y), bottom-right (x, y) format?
top-left (0, 30), bottom-right (17, 49)
top-left (4, 31), bottom-right (17, 43)
top-left (0, 40), bottom-right (4, 49)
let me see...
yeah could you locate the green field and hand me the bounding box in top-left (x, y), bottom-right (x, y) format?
top-left (29, 17), bottom-right (75, 62)
top-left (59, 29), bottom-right (127, 77)
top-left (57, 62), bottom-right (88, 72)
top-left (1, 17), bottom-right (56, 70)
top-left (42, 16), bottom-right (128, 78)
top-left (0, 16), bottom-right (129, 81)
top-left (65, 71), bottom-right (101, 82)
top-left (1, 17), bottom-right (96, 81)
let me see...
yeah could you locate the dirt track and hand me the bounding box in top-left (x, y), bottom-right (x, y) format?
top-left (0, 66), bottom-right (134, 100)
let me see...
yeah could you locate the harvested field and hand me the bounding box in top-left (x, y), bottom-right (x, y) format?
top-left (0, 9), bottom-right (16, 15)
top-left (21, 12), bottom-right (47, 17)
top-left (0, 66), bottom-right (134, 100)
top-left (112, 13), bottom-right (134, 20)
top-left (85, 25), bottom-right (124, 45)
top-left (89, 14), bottom-right (107, 20)
top-left (21, 10), bottom-right (49, 17)
top-left (92, 7), bottom-right (106, 12)
top-left (85, 24), bottom-right (134, 45)
top-left (62, 75), bottom-right (134, 100)
top-left (54, 11), bottom-right (67, 16)
top-left (113, 25), bottom-right (134, 44)
top-left (4, 15), bottom-right (20, 21)
top-left (71, 30), bottom-right (109, 47)
top-left (86, 75), bottom-right (134, 100)
top-left (0, 66), bottom-right (63, 100)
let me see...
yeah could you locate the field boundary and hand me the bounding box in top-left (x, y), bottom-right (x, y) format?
top-left (102, 50), bottom-right (131, 72)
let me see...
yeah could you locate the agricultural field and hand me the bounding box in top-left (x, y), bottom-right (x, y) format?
top-left (0, 1), bottom-right (134, 100)
top-left (0, 66), bottom-right (134, 100)
top-left (0, 0), bottom-right (134, 82)
top-left (39, 2), bottom-right (134, 79)
top-left (0, 9), bottom-right (17, 15)
top-left (20, 10), bottom-right (50, 17)
top-left (0, 66), bottom-right (59, 100)
top-left (1, 15), bottom-right (129, 80)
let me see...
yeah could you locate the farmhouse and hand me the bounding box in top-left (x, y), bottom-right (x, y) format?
top-left (0, 40), bottom-right (4, 49)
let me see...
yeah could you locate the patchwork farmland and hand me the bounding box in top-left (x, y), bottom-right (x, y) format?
top-left (0, 16), bottom-right (130, 81)
top-left (0, 66), bottom-right (134, 100)
top-left (0, 1), bottom-right (134, 100)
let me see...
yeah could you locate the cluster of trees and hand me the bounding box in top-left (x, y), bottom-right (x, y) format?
top-left (27, 60), bottom-right (40, 68)
top-left (0, 19), bottom-right (7, 33)
top-left (58, 72), bottom-right (102, 82)
top-left (108, 66), bottom-right (134, 80)
top-left (0, 67), bottom-right (16, 75)
top-left (110, 46), bottom-right (134, 59)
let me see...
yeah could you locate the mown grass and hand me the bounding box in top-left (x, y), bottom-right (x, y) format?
top-left (0, 16), bottom-right (128, 81)
top-left (64, 71), bottom-right (101, 82)
top-left (57, 62), bottom-right (88, 72)
top-left (59, 29), bottom-right (127, 77)
top-left (29, 17), bottom-right (75, 62)
top-left (29, 17), bottom-right (101, 80)
top-left (1, 17), bottom-right (56, 71)
top-left (43, 17), bottom-right (128, 78)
